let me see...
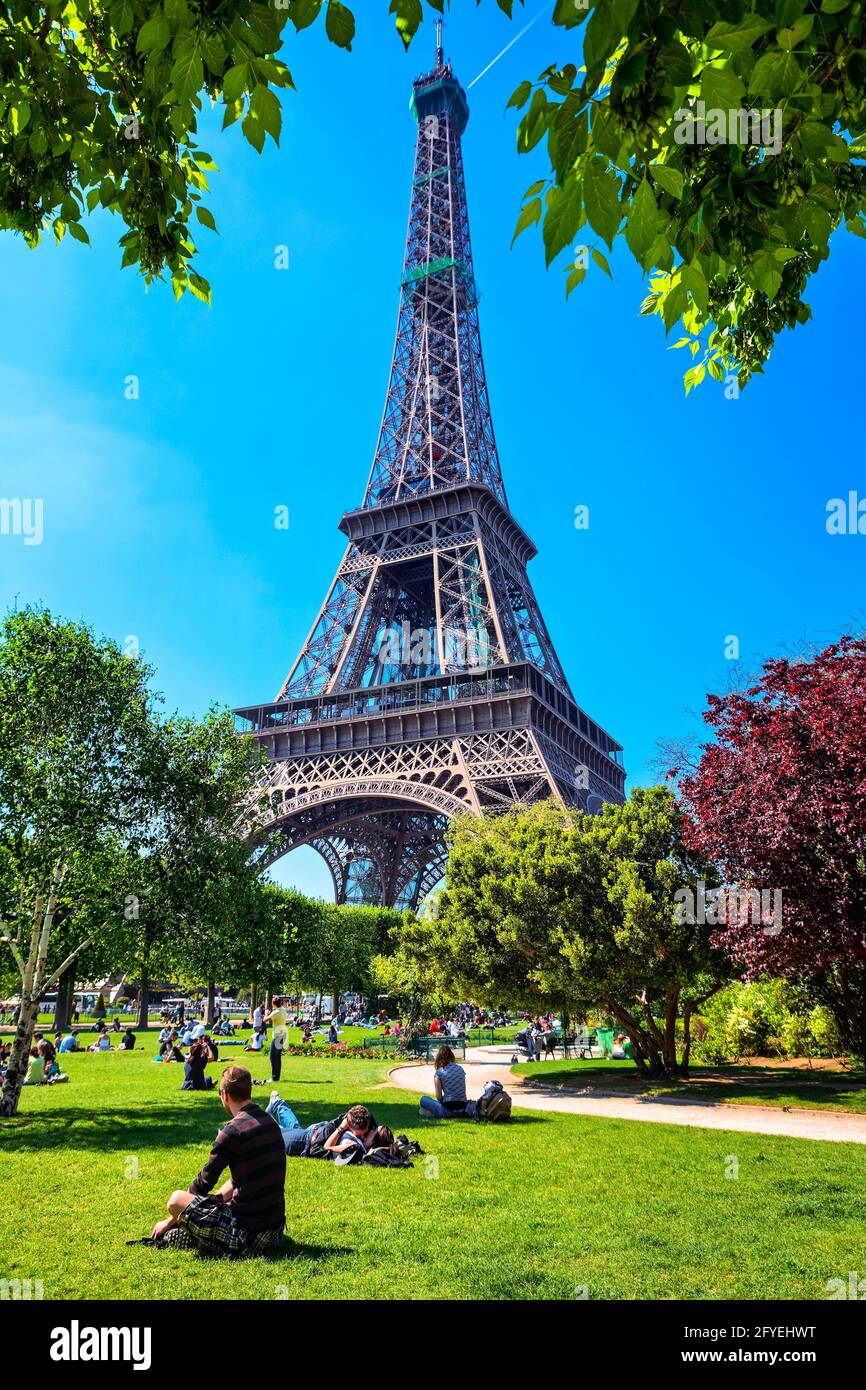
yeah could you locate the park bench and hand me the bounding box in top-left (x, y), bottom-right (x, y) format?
top-left (571, 1029), bottom-right (598, 1059)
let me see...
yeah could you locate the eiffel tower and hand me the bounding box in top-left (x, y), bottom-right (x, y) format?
top-left (236, 26), bottom-right (625, 909)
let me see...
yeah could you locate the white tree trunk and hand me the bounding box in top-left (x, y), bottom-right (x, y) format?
top-left (0, 869), bottom-right (64, 1117)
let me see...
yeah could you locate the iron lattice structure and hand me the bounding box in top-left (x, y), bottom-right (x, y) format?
top-left (237, 41), bottom-right (625, 910)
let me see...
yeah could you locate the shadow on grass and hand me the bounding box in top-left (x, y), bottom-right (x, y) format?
top-left (177, 1241), bottom-right (355, 1264)
top-left (0, 1096), bottom-right (500, 1152)
top-left (0, 1105), bottom-right (232, 1153)
top-left (513, 1061), bottom-right (866, 1109)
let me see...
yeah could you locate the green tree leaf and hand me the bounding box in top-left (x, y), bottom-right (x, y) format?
top-left (583, 157), bottom-right (621, 248)
top-left (389, 0), bottom-right (423, 50)
top-left (251, 84), bottom-right (282, 145)
top-left (223, 63), bottom-right (251, 105)
top-left (706, 16), bottom-right (775, 51)
top-left (325, 0), bottom-right (355, 50)
top-left (288, 0), bottom-right (324, 31)
top-left (170, 34), bottom-right (204, 103)
top-left (137, 15), bottom-right (171, 54)
top-left (543, 178), bottom-right (583, 265)
top-left (624, 178), bottom-right (660, 267)
top-left (700, 64), bottom-right (745, 110)
top-left (650, 163), bottom-right (684, 200)
top-left (591, 246), bottom-right (612, 278)
top-left (195, 206), bottom-right (218, 233)
top-left (511, 197), bottom-right (542, 246)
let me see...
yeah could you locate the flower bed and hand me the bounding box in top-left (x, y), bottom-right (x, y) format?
top-left (279, 1044), bottom-right (384, 1060)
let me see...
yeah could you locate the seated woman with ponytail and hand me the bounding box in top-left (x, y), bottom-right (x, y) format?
top-left (419, 1045), bottom-right (468, 1119)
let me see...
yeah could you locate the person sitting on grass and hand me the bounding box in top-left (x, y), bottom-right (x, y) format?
top-left (117, 1027), bottom-right (136, 1052)
top-left (87, 1028), bottom-right (111, 1053)
top-left (419, 1045), bottom-right (468, 1119)
top-left (38, 1038), bottom-right (62, 1079)
top-left (22, 1045), bottom-right (68, 1085)
top-left (160, 1032), bottom-right (185, 1063)
top-left (327, 1019), bottom-right (339, 1046)
top-left (34, 1033), bottom-right (56, 1067)
top-left (23, 1047), bottom-right (47, 1085)
top-left (243, 1028), bottom-right (265, 1054)
top-left (149, 1064), bottom-right (285, 1256)
top-left (182, 1037), bottom-right (214, 1091)
top-left (58, 1031), bottom-right (79, 1053)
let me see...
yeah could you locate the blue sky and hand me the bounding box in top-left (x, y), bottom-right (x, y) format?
top-left (1, 3), bottom-right (863, 900)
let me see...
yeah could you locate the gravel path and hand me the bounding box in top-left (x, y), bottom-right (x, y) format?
top-left (389, 1055), bottom-right (866, 1145)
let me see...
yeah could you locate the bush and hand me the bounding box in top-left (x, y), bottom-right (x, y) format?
top-left (691, 980), bottom-right (842, 1064)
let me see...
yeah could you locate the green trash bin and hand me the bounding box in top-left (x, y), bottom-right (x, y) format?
top-left (597, 1027), bottom-right (615, 1058)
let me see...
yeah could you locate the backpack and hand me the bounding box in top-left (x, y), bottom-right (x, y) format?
top-left (475, 1079), bottom-right (512, 1123)
top-left (394, 1134), bottom-right (423, 1160)
top-left (362, 1147), bottom-right (414, 1169)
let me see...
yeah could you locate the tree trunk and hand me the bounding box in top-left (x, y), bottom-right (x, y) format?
top-left (54, 962), bottom-right (75, 1035)
top-left (681, 1004), bottom-right (694, 1078)
top-left (1, 873), bottom-right (65, 1117)
top-left (206, 982), bottom-right (215, 1028)
top-left (0, 996), bottom-right (39, 1117)
top-left (662, 985), bottom-right (682, 1078)
top-left (137, 958), bottom-right (150, 1030)
top-left (607, 999), bottom-right (666, 1076)
top-left (250, 980), bottom-right (258, 1019)
top-left (264, 991), bottom-right (273, 1014)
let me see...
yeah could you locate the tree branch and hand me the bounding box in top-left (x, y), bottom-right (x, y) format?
top-left (0, 934), bottom-right (25, 978)
top-left (42, 918), bottom-right (112, 995)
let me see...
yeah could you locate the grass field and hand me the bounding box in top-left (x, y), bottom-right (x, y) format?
top-left (1, 1044), bottom-right (865, 1300)
top-left (510, 1059), bottom-right (866, 1114)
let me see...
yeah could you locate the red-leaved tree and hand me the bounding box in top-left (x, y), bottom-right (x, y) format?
top-left (677, 636), bottom-right (866, 1069)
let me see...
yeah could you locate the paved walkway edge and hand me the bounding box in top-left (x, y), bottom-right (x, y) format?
top-left (387, 1062), bottom-right (866, 1145)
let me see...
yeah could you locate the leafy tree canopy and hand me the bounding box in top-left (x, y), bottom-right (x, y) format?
top-left (2, 2), bottom-right (862, 388)
top-left (406, 788), bottom-right (730, 1076)
top-left (677, 634), bottom-right (866, 1064)
top-left (509, 0), bottom-right (866, 392)
top-left (0, 606), bottom-right (260, 1112)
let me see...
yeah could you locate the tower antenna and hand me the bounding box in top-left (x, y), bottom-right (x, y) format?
top-left (435, 17), bottom-right (444, 68)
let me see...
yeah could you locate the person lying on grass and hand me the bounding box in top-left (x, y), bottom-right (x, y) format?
top-left (419, 1045), bottom-right (469, 1119)
top-left (266, 1094), bottom-right (379, 1161)
top-left (150, 1064), bottom-right (286, 1256)
top-left (265, 1093), bottom-right (416, 1166)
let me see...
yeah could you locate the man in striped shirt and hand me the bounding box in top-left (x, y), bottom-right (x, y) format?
top-left (152, 1065), bottom-right (286, 1256)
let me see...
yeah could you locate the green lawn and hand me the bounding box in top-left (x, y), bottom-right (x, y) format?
top-left (3, 1047), bottom-right (865, 1300)
top-left (511, 1058), bottom-right (866, 1114)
